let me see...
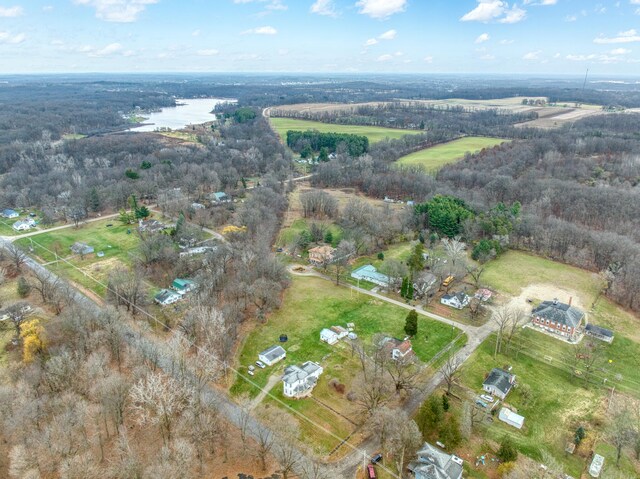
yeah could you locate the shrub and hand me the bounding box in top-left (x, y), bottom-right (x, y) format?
top-left (17, 277), bottom-right (31, 298)
top-left (497, 436), bottom-right (518, 462)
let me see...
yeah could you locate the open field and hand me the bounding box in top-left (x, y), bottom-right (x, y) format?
top-left (515, 107), bottom-right (602, 129)
top-left (15, 218), bottom-right (141, 264)
top-left (232, 275), bottom-right (462, 396)
top-left (231, 275), bottom-right (463, 455)
top-left (480, 250), bottom-right (640, 340)
top-left (0, 220), bottom-right (18, 236)
top-left (459, 336), bottom-right (611, 478)
top-left (269, 117), bottom-right (422, 143)
top-left (395, 137), bottom-right (506, 171)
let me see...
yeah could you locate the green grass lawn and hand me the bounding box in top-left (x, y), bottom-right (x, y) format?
top-left (0, 218), bottom-right (19, 236)
top-left (231, 275), bottom-right (462, 398)
top-left (459, 336), bottom-right (609, 478)
top-left (395, 137), bottom-right (506, 172)
top-left (270, 117), bottom-right (422, 144)
top-left (15, 219), bottom-right (142, 296)
top-left (277, 218), bottom-right (343, 247)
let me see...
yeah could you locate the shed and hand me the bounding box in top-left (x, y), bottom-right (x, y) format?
top-left (320, 328), bottom-right (339, 345)
top-left (498, 408), bottom-right (524, 429)
top-left (70, 242), bottom-right (94, 255)
top-left (589, 453), bottom-right (604, 478)
top-left (172, 278), bottom-right (197, 294)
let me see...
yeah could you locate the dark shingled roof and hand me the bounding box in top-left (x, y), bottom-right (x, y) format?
top-left (585, 323), bottom-right (614, 338)
top-left (532, 300), bottom-right (584, 328)
top-left (483, 368), bottom-right (514, 396)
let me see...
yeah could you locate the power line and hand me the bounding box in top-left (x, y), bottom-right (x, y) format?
top-left (17, 236), bottom-right (403, 479)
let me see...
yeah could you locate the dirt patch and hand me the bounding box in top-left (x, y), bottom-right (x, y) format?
top-left (504, 283), bottom-right (585, 314)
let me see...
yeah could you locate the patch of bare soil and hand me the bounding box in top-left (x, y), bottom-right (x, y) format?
top-left (505, 283), bottom-right (584, 313)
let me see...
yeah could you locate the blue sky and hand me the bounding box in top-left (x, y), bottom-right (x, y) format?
top-left (1, 0), bottom-right (640, 74)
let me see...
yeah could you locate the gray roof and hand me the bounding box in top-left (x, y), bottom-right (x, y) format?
top-left (259, 345), bottom-right (286, 362)
top-left (408, 442), bottom-right (463, 479)
top-left (532, 300), bottom-right (584, 328)
top-left (483, 368), bottom-right (514, 395)
top-left (585, 323), bottom-right (614, 338)
top-left (282, 361), bottom-right (322, 395)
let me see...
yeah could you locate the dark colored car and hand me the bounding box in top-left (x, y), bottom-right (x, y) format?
top-left (371, 453), bottom-right (383, 464)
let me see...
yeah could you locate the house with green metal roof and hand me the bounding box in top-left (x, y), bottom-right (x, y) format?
top-left (172, 278), bottom-right (197, 294)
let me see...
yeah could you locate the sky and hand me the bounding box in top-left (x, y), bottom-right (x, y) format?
top-left (1, 0), bottom-right (640, 75)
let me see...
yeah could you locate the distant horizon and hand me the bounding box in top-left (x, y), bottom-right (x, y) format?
top-left (2, 1), bottom-right (640, 75)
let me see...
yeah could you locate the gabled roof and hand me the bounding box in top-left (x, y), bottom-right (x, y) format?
top-left (409, 442), bottom-right (463, 479)
top-left (259, 345), bottom-right (286, 362)
top-left (155, 289), bottom-right (180, 304)
top-left (532, 300), bottom-right (584, 328)
top-left (483, 368), bottom-right (514, 395)
top-left (309, 245), bottom-right (336, 255)
top-left (283, 361), bottom-right (322, 386)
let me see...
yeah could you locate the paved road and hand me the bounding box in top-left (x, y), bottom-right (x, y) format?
top-left (2, 235), bottom-right (498, 479)
top-left (2, 213), bottom-right (121, 242)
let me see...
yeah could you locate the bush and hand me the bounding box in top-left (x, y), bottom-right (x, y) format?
top-left (497, 462), bottom-right (515, 477)
top-left (377, 252), bottom-right (385, 260)
top-left (497, 435), bottom-right (518, 462)
top-left (17, 277), bottom-right (30, 298)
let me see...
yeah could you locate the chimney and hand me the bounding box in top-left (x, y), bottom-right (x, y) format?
top-left (568, 297), bottom-right (572, 306)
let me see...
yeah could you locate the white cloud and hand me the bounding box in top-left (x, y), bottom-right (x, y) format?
top-left (364, 38), bottom-right (378, 46)
top-left (242, 25), bottom-right (278, 35)
top-left (90, 43), bottom-right (123, 57)
top-left (523, 50), bottom-right (542, 60)
top-left (0, 31), bottom-right (26, 44)
top-left (566, 53), bottom-right (627, 63)
top-left (565, 14), bottom-right (577, 21)
top-left (74, 0), bottom-right (158, 23)
top-left (523, 0), bottom-right (557, 5)
top-left (423, 55), bottom-right (433, 63)
top-left (379, 29), bottom-right (397, 40)
top-left (610, 47), bottom-right (631, 54)
top-left (475, 33), bottom-right (490, 44)
top-left (376, 53), bottom-right (393, 62)
top-left (631, 0), bottom-right (640, 4)
top-left (499, 39), bottom-right (514, 44)
top-left (356, 0), bottom-right (406, 19)
top-left (42, 5), bottom-right (54, 11)
top-left (310, 0), bottom-right (337, 17)
top-left (0, 5), bottom-right (23, 17)
top-left (197, 49), bottom-right (219, 56)
top-left (594, 29), bottom-right (640, 43)
top-left (234, 0), bottom-right (286, 10)
top-left (461, 1), bottom-right (526, 24)
top-left (192, 29), bottom-right (201, 37)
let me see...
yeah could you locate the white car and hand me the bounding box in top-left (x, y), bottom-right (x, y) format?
top-left (247, 369), bottom-right (254, 376)
top-left (480, 394), bottom-right (494, 403)
top-left (255, 360), bottom-right (266, 369)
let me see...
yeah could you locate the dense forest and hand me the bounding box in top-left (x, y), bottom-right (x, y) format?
top-left (313, 111), bottom-right (640, 312)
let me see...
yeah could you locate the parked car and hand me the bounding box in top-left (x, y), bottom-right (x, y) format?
top-left (367, 464), bottom-right (376, 479)
top-left (480, 394), bottom-right (494, 403)
top-left (371, 453), bottom-right (383, 464)
top-left (248, 365), bottom-right (255, 372)
top-left (255, 360), bottom-right (266, 369)
top-left (475, 399), bottom-right (487, 408)
top-left (247, 369), bottom-right (254, 376)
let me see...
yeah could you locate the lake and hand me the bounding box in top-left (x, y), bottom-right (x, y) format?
top-left (129, 98), bottom-right (236, 132)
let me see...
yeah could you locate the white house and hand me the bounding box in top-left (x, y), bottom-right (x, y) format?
top-left (440, 292), bottom-right (471, 310)
top-left (381, 337), bottom-right (414, 361)
top-left (12, 219), bottom-right (34, 232)
top-left (320, 326), bottom-right (349, 345)
top-left (258, 345), bottom-right (286, 366)
top-left (498, 408), bottom-right (525, 429)
top-left (408, 442), bottom-right (464, 479)
top-left (154, 289), bottom-right (182, 306)
top-left (282, 361), bottom-right (323, 398)
top-left (320, 328), bottom-right (339, 345)
top-left (1, 209), bottom-right (19, 219)
top-left (482, 368), bottom-right (516, 400)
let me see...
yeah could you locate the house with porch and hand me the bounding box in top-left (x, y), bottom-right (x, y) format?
top-left (282, 361), bottom-right (323, 398)
top-left (531, 298), bottom-right (584, 341)
top-left (154, 289), bottom-right (182, 307)
top-left (382, 337), bottom-right (414, 361)
top-left (308, 245), bottom-right (336, 265)
top-left (2, 209), bottom-right (19, 219)
top-left (440, 292), bottom-right (470, 310)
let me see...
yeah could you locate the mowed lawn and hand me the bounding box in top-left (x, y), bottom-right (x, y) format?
top-left (231, 275), bottom-right (462, 397)
top-left (459, 337), bottom-right (609, 478)
top-left (15, 219), bottom-right (142, 296)
top-left (396, 136), bottom-right (506, 171)
top-left (270, 117), bottom-right (422, 143)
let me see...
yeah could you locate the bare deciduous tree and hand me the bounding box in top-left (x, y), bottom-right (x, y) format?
top-left (441, 351), bottom-right (462, 395)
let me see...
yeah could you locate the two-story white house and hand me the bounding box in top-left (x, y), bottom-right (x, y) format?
top-left (282, 361), bottom-right (323, 398)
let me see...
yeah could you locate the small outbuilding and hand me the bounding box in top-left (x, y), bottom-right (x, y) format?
top-left (70, 242), bottom-right (94, 255)
top-left (258, 345), bottom-right (286, 366)
top-left (351, 264), bottom-right (391, 287)
top-left (589, 453), bottom-right (605, 478)
top-left (172, 278), bottom-right (197, 294)
top-left (498, 408), bottom-right (525, 429)
top-left (320, 328), bottom-right (339, 345)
